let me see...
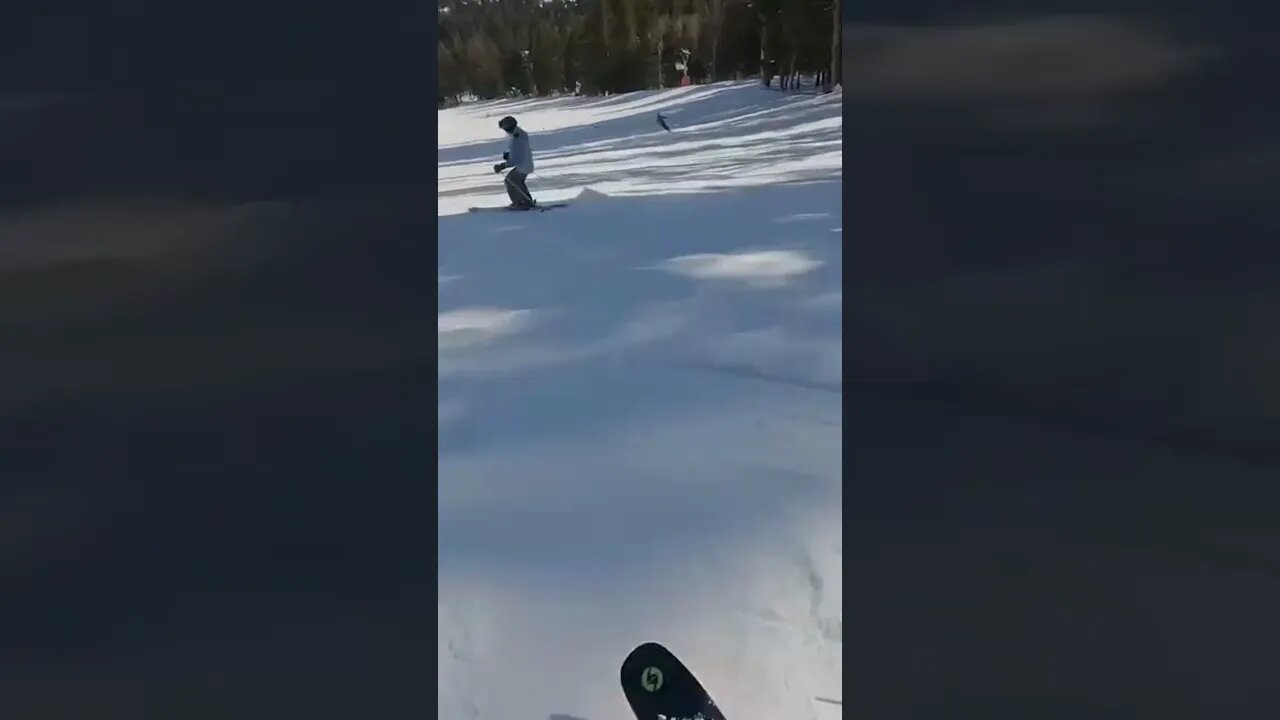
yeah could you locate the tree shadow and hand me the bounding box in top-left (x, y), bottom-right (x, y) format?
top-left (437, 83), bottom-right (811, 166)
top-left (437, 179), bottom-right (842, 458)
top-left (437, 128), bottom-right (841, 202)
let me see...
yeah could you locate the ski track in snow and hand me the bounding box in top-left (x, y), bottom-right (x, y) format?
top-left (438, 82), bottom-right (842, 720)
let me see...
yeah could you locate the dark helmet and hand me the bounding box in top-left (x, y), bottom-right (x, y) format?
top-left (498, 115), bottom-right (518, 133)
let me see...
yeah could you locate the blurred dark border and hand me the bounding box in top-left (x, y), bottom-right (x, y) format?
top-left (0, 2), bottom-right (431, 204)
top-left (1, 1), bottom-right (439, 716)
top-left (846, 2), bottom-right (1280, 717)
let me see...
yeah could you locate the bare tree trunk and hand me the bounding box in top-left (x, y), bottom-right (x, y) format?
top-left (525, 52), bottom-right (539, 96)
top-left (710, 35), bottom-right (719, 82)
top-left (707, 0), bottom-right (725, 82)
top-left (654, 16), bottom-right (669, 88)
top-left (829, 0), bottom-right (841, 91)
top-left (759, 11), bottom-right (770, 86)
top-left (657, 38), bottom-right (665, 88)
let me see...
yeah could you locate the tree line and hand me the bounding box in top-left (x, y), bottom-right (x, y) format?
top-left (437, 0), bottom-right (841, 103)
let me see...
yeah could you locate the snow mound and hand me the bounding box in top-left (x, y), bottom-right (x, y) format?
top-left (437, 307), bottom-right (532, 348)
top-left (567, 186), bottom-right (610, 204)
top-left (657, 250), bottom-right (823, 286)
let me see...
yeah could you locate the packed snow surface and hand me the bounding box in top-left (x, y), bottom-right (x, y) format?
top-left (438, 81), bottom-right (843, 720)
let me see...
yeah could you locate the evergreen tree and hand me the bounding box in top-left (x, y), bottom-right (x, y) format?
top-left (436, 0), bottom-right (839, 99)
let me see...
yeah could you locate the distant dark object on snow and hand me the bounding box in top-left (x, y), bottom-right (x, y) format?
top-left (656, 112), bottom-right (671, 132)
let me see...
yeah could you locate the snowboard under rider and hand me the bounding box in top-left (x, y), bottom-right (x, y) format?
top-left (493, 115), bottom-right (537, 210)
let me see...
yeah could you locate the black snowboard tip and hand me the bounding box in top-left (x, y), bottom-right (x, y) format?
top-left (621, 642), bottom-right (725, 720)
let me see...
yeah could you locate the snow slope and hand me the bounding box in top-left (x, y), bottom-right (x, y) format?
top-left (438, 82), bottom-right (842, 720)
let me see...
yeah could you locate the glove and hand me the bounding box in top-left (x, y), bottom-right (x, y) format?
top-left (493, 163), bottom-right (505, 174)
top-left (502, 152), bottom-right (509, 160)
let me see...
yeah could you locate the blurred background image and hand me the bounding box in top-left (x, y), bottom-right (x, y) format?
top-left (2, 2), bottom-right (433, 716)
top-left (848, 4), bottom-right (1280, 716)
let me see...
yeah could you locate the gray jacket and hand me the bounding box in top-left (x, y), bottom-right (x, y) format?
top-left (506, 128), bottom-right (534, 174)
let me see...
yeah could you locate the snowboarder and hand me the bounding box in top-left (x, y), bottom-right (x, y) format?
top-left (656, 112), bottom-right (671, 132)
top-left (493, 115), bottom-right (537, 210)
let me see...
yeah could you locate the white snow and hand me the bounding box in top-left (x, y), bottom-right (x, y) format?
top-left (655, 250), bottom-right (824, 287)
top-left (438, 307), bottom-right (535, 348)
top-left (438, 81), bottom-right (842, 720)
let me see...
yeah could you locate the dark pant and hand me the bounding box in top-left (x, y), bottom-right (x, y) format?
top-left (504, 169), bottom-right (535, 208)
